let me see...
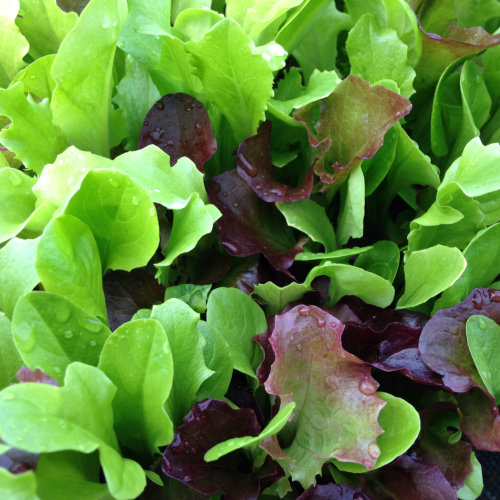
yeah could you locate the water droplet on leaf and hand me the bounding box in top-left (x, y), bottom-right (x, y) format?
top-left (222, 241), bottom-right (240, 255)
top-left (9, 174), bottom-right (21, 186)
top-left (359, 379), bottom-right (377, 395)
top-left (478, 317), bottom-right (487, 329)
top-left (368, 442), bottom-right (381, 459)
top-left (298, 306), bottom-right (310, 316)
top-left (63, 330), bottom-right (73, 339)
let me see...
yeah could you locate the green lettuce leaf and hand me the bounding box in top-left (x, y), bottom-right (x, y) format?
top-left (0, 468), bottom-right (39, 500)
top-left (0, 313), bottom-right (23, 390)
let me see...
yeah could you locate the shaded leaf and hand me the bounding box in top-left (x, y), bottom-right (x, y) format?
top-left (297, 483), bottom-right (370, 500)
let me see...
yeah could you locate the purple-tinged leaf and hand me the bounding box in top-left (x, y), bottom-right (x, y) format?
top-left (103, 268), bottom-right (165, 331)
top-left (16, 367), bottom-right (58, 386)
top-left (293, 75), bottom-right (411, 187)
top-left (220, 256), bottom-right (269, 295)
top-left (342, 323), bottom-right (444, 387)
top-left (253, 316), bottom-right (275, 386)
top-left (297, 483), bottom-right (370, 500)
top-left (411, 0), bottom-right (500, 89)
top-left (0, 448), bottom-right (39, 475)
top-left (161, 399), bottom-right (283, 500)
top-left (224, 371), bottom-right (264, 427)
top-left (457, 388), bottom-right (500, 451)
top-left (236, 121), bottom-right (313, 202)
top-left (139, 93), bottom-right (217, 172)
top-left (205, 170), bottom-right (305, 272)
top-left (361, 455), bottom-right (456, 500)
top-left (411, 403), bottom-right (473, 490)
top-left (419, 288), bottom-right (500, 393)
top-left (265, 305), bottom-right (386, 485)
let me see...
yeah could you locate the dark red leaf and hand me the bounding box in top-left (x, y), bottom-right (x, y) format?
top-left (103, 268), bottom-right (166, 330)
top-left (297, 483), bottom-right (370, 500)
top-left (0, 448), bottom-right (39, 475)
top-left (419, 288), bottom-right (500, 393)
top-left (457, 388), bottom-right (500, 451)
top-left (293, 75), bottom-right (411, 187)
top-left (253, 316), bottom-right (275, 386)
top-left (205, 169), bottom-right (305, 272)
top-left (361, 455), bottom-right (456, 500)
top-left (161, 399), bottom-right (283, 500)
top-left (139, 93), bottom-right (217, 172)
top-left (236, 121), bottom-right (313, 202)
top-left (411, 403), bottom-right (473, 490)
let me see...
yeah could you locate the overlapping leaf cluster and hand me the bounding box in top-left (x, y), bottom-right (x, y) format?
top-left (0, 0), bottom-right (500, 499)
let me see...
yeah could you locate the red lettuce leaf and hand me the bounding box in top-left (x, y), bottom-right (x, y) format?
top-left (139, 93), bottom-right (217, 172)
top-left (342, 323), bottom-right (444, 387)
top-left (293, 75), bottom-right (411, 187)
top-left (457, 388), bottom-right (500, 451)
top-left (411, 402), bottom-right (473, 490)
top-left (265, 305), bottom-right (385, 485)
top-left (236, 121), bottom-right (313, 202)
top-left (205, 170), bottom-right (305, 272)
top-left (253, 316), bottom-right (275, 386)
top-left (0, 448), bottom-right (39, 475)
top-left (361, 455), bottom-right (456, 500)
top-left (297, 483), bottom-right (370, 500)
top-left (103, 268), bottom-right (166, 330)
top-left (161, 399), bottom-right (283, 500)
top-left (411, 0), bottom-right (500, 89)
top-left (16, 367), bottom-right (59, 386)
top-left (419, 288), bottom-right (500, 393)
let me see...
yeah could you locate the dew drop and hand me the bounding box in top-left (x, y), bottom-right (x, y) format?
top-left (17, 331), bottom-right (36, 353)
top-left (325, 375), bottom-right (337, 387)
top-left (53, 366), bottom-right (61, 374)
top-left (29, 75), bottom-right (36, 80)
top-left (222, 241), bottom-right (240, 255)
top-left (108, 177), bottom-right (119, 188)
top-left (78, 318), bottom-right (102, 333)
top-left (154, 101), bottom-right (165, 111)
top-left (3, 392), bottom-right (15, 401)
top-left (478, 317), bottom-right (487, 330)
top-left (183, 475), bottom-right (192, 483)
top-left (238, 156), bottom-right (257, 177)
top-left (233, 202), bottom-right (239, 208)
top-left (55, 305), bottom-right (71, 323)
top-left (269, 187), bottom-right (286, 198)
top-left (359, 379), bottom-right (377, 396)
top-left (255, 184), bottom-right (262, 190)
top-left (151, 128), bottom-right (164, 141)
top-left (102, 16), bottom-right (111, 28)
top-left (368, 442), bottom-right (381, 459)
top-left (89, 340), bottom-right (97, 347)
top-left (295, 343), bottom-right (303, 351)
top-left (131, 196), bottom-right (139, 206)
top-left (154, 188), bottom-right (161, 193)
top-left (316, 318), bottom-right (326, 328)
top-left (144, 120), bottom-right (149, 127)
top-left (489, 289), bottom-right (500, 303)
top-left (298, 306), bottom-right (310, 316)
top-left (63, 330), bottom-right (73, 339)
top-left (471, 290), bottom-right (484, 310)
top-left (149, 207), bottom-right (156, 217)
top-left (222, 192), bottom-right (229, 197)
top-left (9, 173), bottom-right (21, 186)
top-left (290, 336), bottom-right (295, 343)
top-left (195, 123), bottom-right (203, 136)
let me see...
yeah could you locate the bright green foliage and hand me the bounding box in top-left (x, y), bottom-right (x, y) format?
top-left (347, 14), bottom-right (415, 97)
top-left (0, 313), bottom-right (23, 390)
top-left (354, 240), bottom-right (400, 283)
top-left (16, 0), bottom-right (78, 59)
top-left (65, 169), bottom-right (159, 272)
top-left (98, 319), bottom-right (174, 458)
top-left (155, 194), bottom-right (220, 267)
top-left (164, 284), bottom-right (211, 313)
top-left (206, 287), bottom-right (267, 378)
top-left (0, 83), bottom-right (68, 174)
top-left (397, 245), bottom-right (467, 308)
top-left (50, 0), bottom-right (128, 156)
top-left (337, 164), bottom-right (365, 245)
top-left (0, 469), bottom-right (39, 500)
top-left (0, 0), bottom-right (29, 88)
top-left (10, 55), bottom-right (56, 100)
top-left (12, 292), bottom-right (111, 383)
top-left (253, 281), bottom-right (311, 316)
top-left (150, 299), bottom-right (212, 426)
top-left (0, 237), bottom-right (39, 319)
top-left (331, 392), bottom-right (420, 472)
top-left (466, 315), bottom-right (500, 402)
top-left (0, 168), bottom-right (36, 243)
top-left (276, 198), bottom-right (337, 252)
top-left (187, 19), bottom-right (274, 143)
top-left (458, 452), bottom-right (484, 500)
top-left (0, 362), bottom-right (146, 499)
top-left (36, 215), bottom-right (107, 321)
top-left (204, 402), bottom-right (295, 461)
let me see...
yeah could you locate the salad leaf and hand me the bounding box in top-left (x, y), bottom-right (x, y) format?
top-left (98, 319), bottom-right (174, 459)
top-left (50, 0), bottom-right (128, 156)
top-left (0, 469), bottom-right (39, 500)
top-left (35, 215), bottom-right (107, 321)
top-left (297, 483), bottom-right (369, 500)
top-left (65, 169), bottom-right (160, 272)
top-left (265, 305), bottom-right (386, 485)
top-left (12, 292), bottom-right (111, 384)
top-left (0, 83), bottom-right (68, 174)
top-left (0, 238), bottom-right (39, 319)
top-left (162, 399), bottom-right (283, 500)
top-left (16, 0), bottom-right (78, 59)
top-left (0, 362), bottom-right (146, 499)
top-left (294, 75), bottom-right (411, 186)
top-left (10, 54), bottom-right (56, 100)
top-left (139, 93), bottom-right (217, 171)
top-left (0, 0), bottom-right (29, 88)
top-left (0, 313), bottom-right (23, 390)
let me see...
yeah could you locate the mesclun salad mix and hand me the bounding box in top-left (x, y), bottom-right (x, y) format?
top-left (0, 0), bottom-right (499, 498)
